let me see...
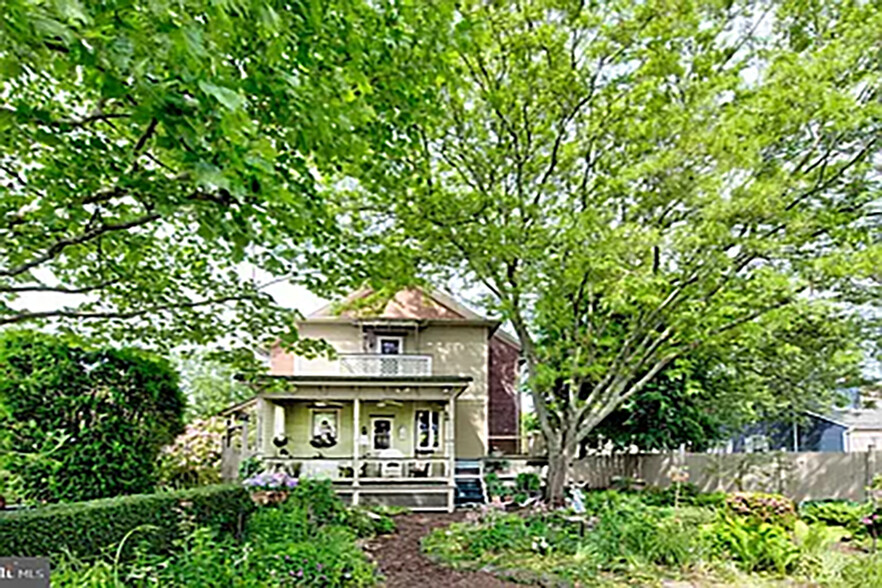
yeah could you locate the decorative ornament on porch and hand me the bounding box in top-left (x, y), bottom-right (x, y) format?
top-left (310, 410), bottom-right (339, 448)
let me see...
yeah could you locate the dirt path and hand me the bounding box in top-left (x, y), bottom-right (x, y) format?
top-left (364, 512), bottom-right (518, 588)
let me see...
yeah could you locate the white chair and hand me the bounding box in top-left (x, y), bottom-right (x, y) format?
top-left (377, 448), bottom-right (404, 478)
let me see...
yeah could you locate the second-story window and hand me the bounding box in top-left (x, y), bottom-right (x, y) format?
top-left (415, 410), bottom-right (441, 451)
top-left (378, 336), bottom-right (402, 355)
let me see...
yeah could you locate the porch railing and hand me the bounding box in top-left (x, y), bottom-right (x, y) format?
top-left (262, 456), bottom-right (451, 482)
top-left (339, 354), bottom-right (432, 377)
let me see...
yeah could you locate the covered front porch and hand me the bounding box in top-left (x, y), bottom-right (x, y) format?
top-left (237, 376), bottom-right (470, 511)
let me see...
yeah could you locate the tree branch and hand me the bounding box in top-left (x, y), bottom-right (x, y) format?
top-left (0, 213), bottom-right (161, 278)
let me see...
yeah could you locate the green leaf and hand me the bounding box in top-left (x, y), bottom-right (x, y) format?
top-left (198, 81), bottom-right (244, 111)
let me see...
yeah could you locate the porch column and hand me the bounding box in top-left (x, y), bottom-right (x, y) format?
top-left (240, 413), bottom-right (249, 456)
top-left (256, 397), bottom-right (267, 456)
top-left (447, 396), bottom-right (456, 512)
top-left (273, 403), bottom-right (286, 439)
top-left (352, 397), bottom-right (361, 506)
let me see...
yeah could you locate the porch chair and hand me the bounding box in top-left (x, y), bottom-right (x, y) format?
top-left (376, 448), bottom-right (404, 478)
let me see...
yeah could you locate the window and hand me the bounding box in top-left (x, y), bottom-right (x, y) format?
top-left (415, 410), bottom-right (441, 451)
top-left (378, 336), bottom-right (402, 355)
top-left (372, 418), bottom-right (393, 450)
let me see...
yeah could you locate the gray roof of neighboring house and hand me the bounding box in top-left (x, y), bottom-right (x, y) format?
top-left (829, 406), bottom-right (882, 430)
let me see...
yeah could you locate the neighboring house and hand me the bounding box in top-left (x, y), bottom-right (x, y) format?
top-left (221, 287), bottom-right (521, 511)
top-left (727, 390), bottom-right (882, 453)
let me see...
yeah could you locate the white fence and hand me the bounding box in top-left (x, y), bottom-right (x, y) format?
top-left (569, 451), bottom-right (882, 502)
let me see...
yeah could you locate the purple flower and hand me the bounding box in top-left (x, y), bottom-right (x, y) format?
top-left (864, 517), bottom-right (873, 525)
top-left (297, 569), bottom-right (304, 578)
top-left (317, 563), bottom-right (323, 571)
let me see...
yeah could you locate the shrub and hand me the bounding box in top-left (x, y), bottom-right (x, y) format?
top-left (56, 523), bottom-right (377, 587)
top-left (255, 526), bottom-right (377, 586)
top-left (800, 500), bottom-right (870, 535)
top-left (286, 478), bottom-right (347, 526)
top-left (640, 483), bottom-right (701, 507)
top-left (238, 455), bottom-right (263, 479)
top-left (708, 515), bottom-right (799, 574)
top-left (0, 484), bottom-right (253, 560)
top-left (157, 418), bottom-right (225, 489)
top-left (582, 500), bottom-right (704, 569)
top-left (0, 331), bottom-right (185, 503)
top-left (342, 507), bottom-right (396, 537)
top-left (726, 492), bottom-right (797, 528)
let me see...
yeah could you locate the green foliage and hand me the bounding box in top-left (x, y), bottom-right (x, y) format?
top-left (341, 507), bottom-right (396, 538)
top-left (800, 500), bottom-right (870, 536)
top-left (427, 488), bottom-right (875, 585)
top-left (707, 515), bottom-right (800, 575)
top-left (284, 479), bottom-right (346, 527)
top-left (55, 521), bottom-right (377, 587)
top-left (516, 473), bottom-right (542, 494)
top-left (725, 492), bottom-right (797, 528)
top-left (483, 472), bottom-right (506, 498)
top-left (583, 487), bottom-right (726, 511)
top-left (174, 353), bottom-right (253, 420)
top-left (238, 455), bottom-right (263, 480)
top-left (426, 500), bottom-right (710, 582)
top-left (341, 0), bottom-right (882, 503)
top-left (0, 484), bottom-right (253, 560)
top-left (580, 500), bottom-right (705, 569)
top-left (586, 357), bottom-right (727, 451)
top-left (50, 481), bottom-right (381, 586)
top-left (158, 417), bottom-right (225, 489)
top-left (0, 331), bottom-right (185, 502)
top-left (0, 0), bottom-right (454, 363)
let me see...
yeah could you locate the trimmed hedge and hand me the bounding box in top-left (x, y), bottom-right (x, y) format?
top-left (0, 484), bottom-right (254, 560)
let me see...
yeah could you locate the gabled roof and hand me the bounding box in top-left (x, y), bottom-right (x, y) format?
top-left (309, 286), bottom-right (483, 321)
top-left (306, 285), bottom-right (521, 350)
top-left (829, 407), bottom-right (882, 430)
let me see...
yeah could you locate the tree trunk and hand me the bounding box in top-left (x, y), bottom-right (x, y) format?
top-left (545, 435), bottom-right (573, 506)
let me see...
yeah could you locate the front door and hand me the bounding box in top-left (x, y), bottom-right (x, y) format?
top-left (371, 417), bottom-right (393, 451)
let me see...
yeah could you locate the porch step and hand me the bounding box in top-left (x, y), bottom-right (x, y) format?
top-left (454, 459), bottom-right (486, 506)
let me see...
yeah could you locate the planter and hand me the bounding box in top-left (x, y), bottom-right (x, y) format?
top-left (250, 490), bottom-right (290, 506)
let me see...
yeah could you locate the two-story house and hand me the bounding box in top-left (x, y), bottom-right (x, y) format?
top-left (221, 287), bottom-right (521, 511)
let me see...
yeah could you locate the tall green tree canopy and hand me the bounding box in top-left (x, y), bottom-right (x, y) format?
top-left (0, 0), bottom-right (449, 359)
top-left (0, 331), bottom-right (185, 502)
top-left (586, 307), bottom-right (870, 451)
top-left (340, 0), bottom-right (882, 499)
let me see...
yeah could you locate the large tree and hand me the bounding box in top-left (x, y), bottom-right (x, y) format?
top-left (585, 307), bottom-right (871, 451)
top-left (341, 0), bottom-right (882, 500)
top-left (0, 0), bottom-right (449, 360)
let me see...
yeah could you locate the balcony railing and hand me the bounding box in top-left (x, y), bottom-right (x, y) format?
top-left (339, 354), bottom-right (432, 377)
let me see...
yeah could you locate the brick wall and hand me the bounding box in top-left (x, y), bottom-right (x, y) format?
top-left (488, 336), bottom-right (520, 454)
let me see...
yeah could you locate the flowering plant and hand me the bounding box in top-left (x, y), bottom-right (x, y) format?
top-left (725, 492), bottom-right (796, 527)
top-left (243, 471), bottom-right (300, 491)
top-left (158, 418), bottom-right (225, 488)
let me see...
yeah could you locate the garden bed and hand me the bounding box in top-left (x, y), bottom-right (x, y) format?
top-left (422, 488), bottom-right (882, 587)
top-left (48, 479), bottom-right (395, 586)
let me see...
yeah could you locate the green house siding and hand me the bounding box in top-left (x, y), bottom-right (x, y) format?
top-left (261, 399), bottom-right (451, 459)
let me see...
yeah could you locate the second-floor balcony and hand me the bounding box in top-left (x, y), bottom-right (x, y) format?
top-left (339, 354), bottom-right (433, 377)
